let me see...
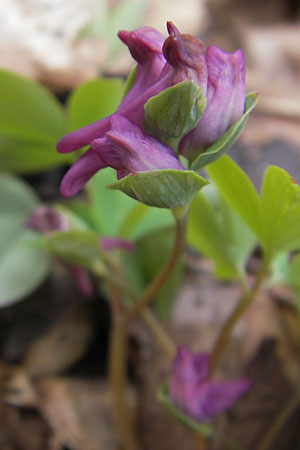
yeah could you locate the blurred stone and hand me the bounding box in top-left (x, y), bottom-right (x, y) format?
top-left (0, 0), bottom-right (207, 91)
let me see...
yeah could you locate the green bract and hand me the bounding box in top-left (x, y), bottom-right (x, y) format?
top-left (143, 80), bottom-right (206, 146)
top-left (109, 169), bottom-right (208, 209)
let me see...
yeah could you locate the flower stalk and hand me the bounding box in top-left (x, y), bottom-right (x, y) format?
top-left (108, 306), bottom-right (139, 450)
top-left (210, 261), bottom-right (269, 376)
top-left (125, 211), bottom-right (187, 321)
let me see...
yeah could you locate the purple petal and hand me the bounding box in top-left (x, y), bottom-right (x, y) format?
top-left (118, 28), bottom-right (165, 109)
top-left (100, 237), bottom-right (136, 252)
top-left (57, 116), bottom-right (110, 154)
top-left (57, 27), bottom-right (165, 155)
top-left (192, 378), bottom-right (251, 421)
top-left (118, 27), bottom-right (165, 64)
top-left (60, 148), bottom-right (107, 198)
top-left (169, 346), bottom-right (210, 414)
top-left (180, 46), bottom-right (245, 158)
top-left (163, 21), bottom-right (207, 93)
top-left (91, 115), bottom-right (184, 177)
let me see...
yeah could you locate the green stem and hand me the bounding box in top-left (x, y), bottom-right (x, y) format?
top-left (102, 261), bottom-right (176, 360)
top-left (141, 308), bottom-right (176, 359)
top-left (125, 213), bottom-right (186, 321)
top-left (210, 261), bottom-right (268, 376)
top-left (108, 311), bottom-right (139, 450)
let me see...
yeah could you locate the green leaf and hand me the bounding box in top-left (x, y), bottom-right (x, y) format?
top-left (0, 134), bottom-right (71, 173)
top-left (45, 230), bottom-right (104, 274)
top-left (0, 70), bottom-right (68, 173)
top-left (188, 185), bottom-right (256, 280)
top-left (109, 169), bottom-right (208, 209)
top-left (118, 202), bottom-right (173, 240)
top-left (191, 92), bottom-right (258, 171)
top-left (67, 78), bottom-right (123, 130)
top-left (206, 155), bottom-right (262, 238)
top-left (0, 173), bottom-right (50, 307)
top-left (0, 230), bottom-right (50, 308)
top-left (86, 168), bottom-right (137, 235)
top-left (143, 80), bottom-right (206, 146)
top-left (261, 166), bottom-right (300, 258)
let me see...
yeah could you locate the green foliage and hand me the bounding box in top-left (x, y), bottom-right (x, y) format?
top-left (206, 155), bottom-right (261, 238)
top-left (191, 92), bottom-right (258, 170)
top-left (0, 70), bottom-right (70, 172)
top-left (109, 169), bottom-right (208, 209)
top-left (188, 185), bottom-right (256, 280)
top-left (67, 78), bottom-right (123, 130)
top-left (207, 156), bottom-right (300, 264)
top-left (144, 80), bottom-right (206, 147)
top-left (261, 166), bottom-right (300, 258)
top-left (0, 173), bottom-right (50, 307)
top-left (123, 227), bottom-right (183, 320)
top-left (45, 230), bottom-right (104, 274)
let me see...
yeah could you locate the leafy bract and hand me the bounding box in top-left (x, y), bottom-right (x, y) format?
top-left (144, 80), bottom-right (206, 146)
top-left (45, 230), bottom-right (104, 274)
top-left (109, 169), bottom-right (208, 209)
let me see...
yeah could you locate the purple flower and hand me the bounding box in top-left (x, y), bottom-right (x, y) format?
top-left (179, 45), bottom-right (245, 160)
top-left (169, 346), bottom-right (250, 422)
top-left (60, 115), bottom-right (184, 197)
top-left (57, 22), bottom-right (246, 199)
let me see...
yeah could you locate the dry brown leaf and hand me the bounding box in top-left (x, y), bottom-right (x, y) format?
top-left (34, 377), bottom-right (126, 450)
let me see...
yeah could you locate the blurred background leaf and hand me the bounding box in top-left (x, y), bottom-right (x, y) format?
top-left (0, 70), bottom-right (71, 173)
top-left (0, 173), bottom-right (50, 307)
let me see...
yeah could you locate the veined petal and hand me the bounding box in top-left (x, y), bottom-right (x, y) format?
top-left (163, 21), bottom-right (207, 93)
top-left (57, 27), bottom-right (165, 154)
top-left (60, 148), bottom-right (107, 197)
top-left (91, 115), bottom-right (184, 178)
top-left (57, 116), bottom-right (110, 154)
top-left (180, 46), bottom-right (245, 159)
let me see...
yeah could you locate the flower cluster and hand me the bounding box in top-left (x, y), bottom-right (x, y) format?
top-left (57, 22), bottom-right (245, 200)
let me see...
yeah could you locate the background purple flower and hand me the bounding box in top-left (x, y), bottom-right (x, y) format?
top-left (169, 345), bottom-right (250, 422)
